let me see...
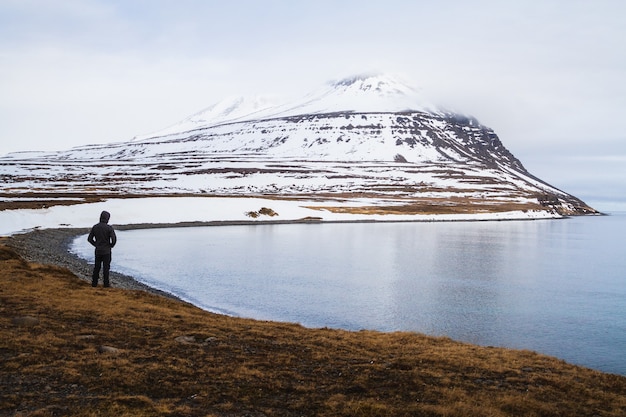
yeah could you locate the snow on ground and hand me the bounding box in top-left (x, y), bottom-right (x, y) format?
top-left (0, 196), bottom-right (558, 236)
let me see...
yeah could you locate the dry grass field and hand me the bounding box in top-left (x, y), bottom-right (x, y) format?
top-left (1, 243), bottom-right (625, 417)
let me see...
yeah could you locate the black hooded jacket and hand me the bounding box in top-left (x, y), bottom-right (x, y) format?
top-left (88, 211), bottom-right (117, 255)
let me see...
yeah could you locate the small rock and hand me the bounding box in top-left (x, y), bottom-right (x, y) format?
top-left (175, 335), bottom-right (196, 344)
top-left (11, 316), bottom-right (39, 326)
top-left (258, 207), bottom-right (278, 216)
top-left (97, 345), bottom-right (120, 354)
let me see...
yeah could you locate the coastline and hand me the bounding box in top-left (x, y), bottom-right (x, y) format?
top-left (8, 215), bottom-right (626, 378)
top-left (2, 213), bottom-right (579, 302)
top-left (4, 235), bottom-right (625, 416)
top-left (5, 226), bottom-right (179, 299)
top-left (5, 219), bottom-right (403, 300)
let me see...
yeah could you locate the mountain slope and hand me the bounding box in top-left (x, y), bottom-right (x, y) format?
top-left (0, 74), bottom-right (597, 217)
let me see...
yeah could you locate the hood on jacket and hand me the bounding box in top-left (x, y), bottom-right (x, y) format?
top-left (99, 211), bottom-right (111, 224)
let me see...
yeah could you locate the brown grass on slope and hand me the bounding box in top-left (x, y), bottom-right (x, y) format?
top-left (1, 244), bottom-right (624, 417)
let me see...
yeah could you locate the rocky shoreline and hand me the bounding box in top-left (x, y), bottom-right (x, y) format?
top-left (0, 213), bottom-right (584, 301)
top-left (5, 219), bottom-right (336, 302)
top-left (6, 226), bottom-right (183, 300)
top-left (2, 214), bottom-right (600, 313)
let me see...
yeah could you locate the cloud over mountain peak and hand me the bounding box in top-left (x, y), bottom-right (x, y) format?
top-left (329, 73), bottom-right (416, 97)
top-left (138, 74), bottom-right (440, 139)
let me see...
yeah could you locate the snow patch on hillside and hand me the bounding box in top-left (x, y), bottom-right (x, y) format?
top-left (0, 197), bottom-right (558, 236)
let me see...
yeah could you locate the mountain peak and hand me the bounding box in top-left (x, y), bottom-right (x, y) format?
top-left (136, 73), bottom-right (441, 140)
top-left (329, 74), bottom-right (415, 97)
top-left (269, 73), bottom-right (439, 120)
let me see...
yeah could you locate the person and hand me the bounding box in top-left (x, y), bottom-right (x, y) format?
top-left (88, 210), bottom-right (117, 287)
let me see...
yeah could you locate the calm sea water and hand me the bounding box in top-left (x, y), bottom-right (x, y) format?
top-left (71, 213), bottom-right (626, 375)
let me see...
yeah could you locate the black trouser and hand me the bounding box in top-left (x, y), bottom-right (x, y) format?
top-left (92, 253), bottom-right (112, 287)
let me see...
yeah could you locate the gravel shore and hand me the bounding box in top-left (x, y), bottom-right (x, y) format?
top-left (5, 220), bottom-right (327, 302)
top-left (6, 227), bottom-right (182, 300)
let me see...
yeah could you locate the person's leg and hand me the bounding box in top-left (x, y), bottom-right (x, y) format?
top-left (92, 254), bottom-right (102, 287)
top-left (102, 253), bottom-right (112, 287)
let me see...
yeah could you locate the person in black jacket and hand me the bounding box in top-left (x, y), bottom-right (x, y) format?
top-left (88, 210), bottom-right (117, 287)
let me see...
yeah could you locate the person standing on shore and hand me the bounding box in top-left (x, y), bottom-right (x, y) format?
top-left (88, 210), bottom-right (117, 288)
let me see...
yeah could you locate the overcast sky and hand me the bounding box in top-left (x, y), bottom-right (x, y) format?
top-left (1, 0), bottom-right (625, 210)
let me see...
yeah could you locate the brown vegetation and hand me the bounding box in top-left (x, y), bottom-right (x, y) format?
top-left (305, 198), bottom-right (544, 216)
top-left (1, 243), bottom-right (625, 416)
top-left (245, 207), bottom-right (280, 218)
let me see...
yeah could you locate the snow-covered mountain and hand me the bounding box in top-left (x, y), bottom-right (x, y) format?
top-left (0, 74), bottom-right (597, 217)
top-left (135, 74), bottom-right (440, 140)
